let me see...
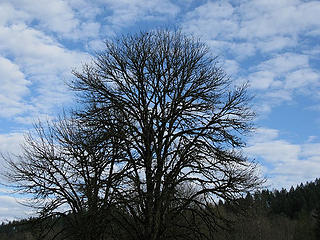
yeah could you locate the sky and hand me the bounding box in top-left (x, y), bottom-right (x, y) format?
top-left (0, 0), bottom-right (319, 222)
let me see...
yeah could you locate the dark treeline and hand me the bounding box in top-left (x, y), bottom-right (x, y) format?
top-left (216, 178), bottom-right (320, 240)
top-left (1, 178), bottom-right (320, 240)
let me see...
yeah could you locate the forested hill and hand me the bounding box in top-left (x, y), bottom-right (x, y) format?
top-left (217, 178), bottom-right (320, 240)
top-left (239, 178), bottom-right (320, 218)
top-left (1, 178), bottom-right (320, 240)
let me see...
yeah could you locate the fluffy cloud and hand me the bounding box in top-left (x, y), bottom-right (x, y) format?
top-left (248, 53), bottom-right (314, 89)
top-left (245, 52), bottom-right (320, 112)
top-left (10, 0), bottom-right (78, 34)
top-left (102, 0), bottom-right (180, 28)
top-left (0, 195), bottom-right (31, 222)
top-left (0, 57), bottom-right (30, 117)
top-left (0, 22), bottom-right (89, 121)
top-left (183, 2), bottom-right (236, 40)
top-left (256, 37), bottom-right (297, 53)
top-left (246, 128), bottom-right (320, 189)
top-left (183, 0), bottom-right (320, 57)
top-left (0, 24), bottom-right (87, 73)
top-left (223, 59), bottom-right (240, 77)
top-left (285, 68), bottom-right (319, 89)
top-left (256, 53), bottom-right (309, 75)
top-left (182, 0), bottom-right (320, 116)
top-left (248, 71), bottom-right (275, 90)
top-left (242, 0), bottom-right (320, 38)
top-left (0, 132), bottom-right (25, 155)
top-left (0, 0), bottom-right (102, 40)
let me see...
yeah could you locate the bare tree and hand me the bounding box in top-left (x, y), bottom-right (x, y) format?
top-left (70, 29), bottom-right (262, 240)
top-left (3, 114), bottom-right (127, 240)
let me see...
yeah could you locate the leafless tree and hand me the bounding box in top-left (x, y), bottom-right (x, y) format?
top-left (70, 29), bottom-right (262, 240)
top-left (3, 113), bottom-right (127, 240)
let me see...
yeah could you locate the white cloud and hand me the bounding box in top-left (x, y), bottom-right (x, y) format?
top-left (246, 52), bottom-right (319, 110)
top-left (0, 24), bottom-right (88, 73)
top-left (0, 195), bottom-right (30, 222)
top-left (264, 89), bottom-right (292, 102)
top-left (183, 1), bottom-right (237, 40)
top-left (0, 132), bottom-right (25, 156)
top-left (0, 57), bottom-right (30, 117)
top-left (11, 0), bottom-right (78, 35)
top-left (0, 57), bottom-right (28, 96)
top-left (249, 128), bottom-right (280, 143)
top-left (76, 21), bottom-right (101, 39)
top-left (0, 0), bottom-right (102, 40)
top-left (248, 71), bottom-right (275, 90)
top-left (0, 132), bottom-right (38, 223)
top-left (230, 42), bottom-right (256, 59)
top-left (0, 2), bottom-right (30, 26)
top-left (102, 0), bottom-right (180, 28)
top-left (0, 132), bottom-right (29, 223)
top-left (223, 59), bottom-right (240, 76)
top-left (247, 140), bottom-right (301, 164)
top-left (246, 128), bottom-right (320, 189)
top-left (256, 53), bottom-right (309, 75)
top-left (256, 36), bottom-right (297, 53)
top-left (285, 68), bottom-right (319, 89)
top-left (0, 0), bottom-right (183, 123)
top-left (183, 0), bottom-right (320, 55)
top-left (0, 0), bottom-right (184, 123)
top-left (68, 0), bottom-right (102, 20)
top-left (0, 23), bottom-right (90, 121)
top-left (238, 0), bottom-right (320, 39)
top-left (87, 39), bottom-right (105, 51)
top-left (300, 143), bottom-right (320, 158)
top-left (182, 1), bottom-right (320, 116)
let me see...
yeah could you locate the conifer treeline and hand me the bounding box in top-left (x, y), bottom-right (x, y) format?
top-left (1, 179), bottom-right (320, 240)
top-left (216, 178), bottom-right (320, 240)
top-left (240, 178), bottom-right (320, 218)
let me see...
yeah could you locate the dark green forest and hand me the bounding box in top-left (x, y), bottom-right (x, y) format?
top-left (1, 178), bottom-right (320, 240)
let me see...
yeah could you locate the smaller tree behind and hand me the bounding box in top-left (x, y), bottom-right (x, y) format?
top-left (3, 114), bottom-right (126, 240)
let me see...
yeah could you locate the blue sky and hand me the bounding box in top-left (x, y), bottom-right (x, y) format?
top-left (0, 0), bottom-right (320, 222)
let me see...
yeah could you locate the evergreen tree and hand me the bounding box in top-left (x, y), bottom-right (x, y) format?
top-left (313, 204), bottom-right (320, 239)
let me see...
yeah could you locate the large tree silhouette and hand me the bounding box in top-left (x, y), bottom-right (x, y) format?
top-left (71, 29), bottom-right (261, 240)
